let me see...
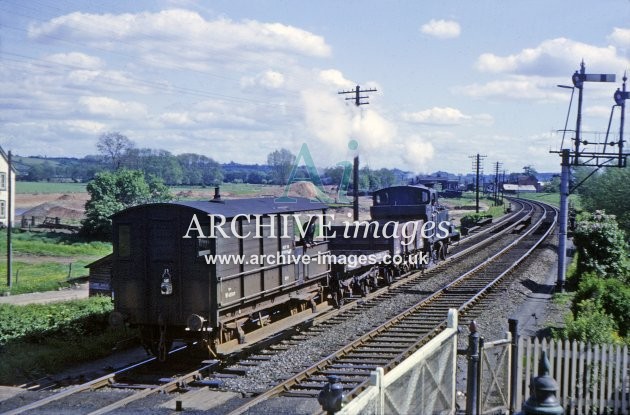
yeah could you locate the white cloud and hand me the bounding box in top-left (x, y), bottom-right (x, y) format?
top-left (63, 119), bottom-right (107, 134)
top-left (79, 96), bottom-right (148, 119)
top-left (318, 69), bottom-right (355, 88)
top-left (45, 52), bottom-right (103, 69)
top-left (301, 89), bottom-right (353, 151)
top-left (401, 139), bottom-right (435, 172)
top-left (475, 37), bottom-right (627, 76)
top-left (420, 19), bottom-right (460, 39)
top-left (28, 9), bottom-right (332, 71)
top-left (241, 70), bottom-right (285, 89)
top-left (159, 112), bottom-right (193, 126)
top-left (401, 107), bottom-right (493, 126)
top-left (351, 109), bottom-right (396, 149)
top-left (584, 105), bottom-right (613, 119)
top-left (608, 27), bottom-right (630, 48)
top-left (459, 75), bottom-right (572, 101)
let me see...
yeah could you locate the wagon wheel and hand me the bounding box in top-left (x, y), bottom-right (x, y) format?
top-left (440, 241), bottom-right (449, 260)
top-left (383, 269), bottom-right (393, 285)
top-left (360, 282), bottom-right (370, 296)
top-left (147, 338), bottom-right (173, 360)
top-left (140, 327), bottom-right (172, 359)
top-left (331, 290), bottom-right (345, 308)
top-left (432, 241), bottom-right (447, 261)
top-left (432, 242), bottom-right (443, 263)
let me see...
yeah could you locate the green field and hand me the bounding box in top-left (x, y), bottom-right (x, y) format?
top-left (16, 181), bottom-right (86, 194)
top-left (0, 230), bottom-right (112, 295)
top-left (16, 181), bottom-right (276, 196)
top-left (517, 192), bottom-right (581, 209)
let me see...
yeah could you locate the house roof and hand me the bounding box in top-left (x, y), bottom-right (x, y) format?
top-left (85, 253), bottom-right (113, 269)
top-left (0, 146), bottom-right (18, 173)
top-left (503, 184), bottom-right (537, 191)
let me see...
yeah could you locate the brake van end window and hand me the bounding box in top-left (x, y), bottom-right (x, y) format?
top-left (118, 225), bottom-right (131, 258)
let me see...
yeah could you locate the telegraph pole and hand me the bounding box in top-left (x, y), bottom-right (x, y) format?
top-left (338, 85), bottom-right (378, 107)
top-left (6, 150), bottom-right (12, 288)
top-left (338, 85), bottom-right (378, 221)
top-left (552, 62), bottom-right (625, 291)
top-left (470, 154), bottom-right (486, 213)
top-left (493, 162), bottom-right (502, 205)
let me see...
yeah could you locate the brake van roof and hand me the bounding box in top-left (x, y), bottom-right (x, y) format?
top-left (112, 197), bottom-right (328, 220)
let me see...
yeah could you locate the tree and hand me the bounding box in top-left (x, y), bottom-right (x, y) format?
top-left (522, 165), bottom-right (538, 179)
top-left (572, 210), bottom-right (629, 281)
top-left (267, 149), bottom-right (295, 185)
top-left (27, 161), bottom-right (56, 181)
top-left (578, 166), bottom-right (630, 234)
top-left (81, 169), bottom-right (172, 238)
top-left (97, 132), bottom-right (134, 170)
top-left (132, 149), bottom-right (184, 185)
top-left (541, 176), bottom-right (561, 193)
top-left (177, 153), bottom-right (223, 186)
top-left (324, 166), bottom-right (345, 187)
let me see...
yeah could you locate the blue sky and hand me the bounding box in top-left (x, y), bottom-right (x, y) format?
top-left (0, 0), bottom-right (628, 174)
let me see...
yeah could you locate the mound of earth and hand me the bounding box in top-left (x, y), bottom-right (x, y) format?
top-left (19, 193), bottom-right (88, 222)
top-left (21, 202), bottom-right (85, 221)
top-left (284, 181), bottom-right (321, 200)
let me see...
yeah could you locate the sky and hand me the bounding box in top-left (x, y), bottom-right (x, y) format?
top-left (0, 0), bottom-right (629, 175)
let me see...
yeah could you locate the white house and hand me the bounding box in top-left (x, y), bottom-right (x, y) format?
top-left (0, 147), bottom-right (16, 227)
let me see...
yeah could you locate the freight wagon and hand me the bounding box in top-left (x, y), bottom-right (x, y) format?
top-left (107, 195), bottom-right (330, 359)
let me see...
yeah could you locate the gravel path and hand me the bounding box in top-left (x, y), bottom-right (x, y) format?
top-left (0, 283), bottom-right (89, 305)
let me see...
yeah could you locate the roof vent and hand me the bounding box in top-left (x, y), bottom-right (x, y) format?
top-left (211, 186), bottom-right (224, 203)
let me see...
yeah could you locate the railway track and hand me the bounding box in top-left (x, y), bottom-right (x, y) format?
top-left (1, 345), bottom-right (219, 415)
top-left (1, 199), bottom-right (545, 414)
top-left (226, 200), bottom-right (556, 414)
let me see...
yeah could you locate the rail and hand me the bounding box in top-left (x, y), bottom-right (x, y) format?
top-left (226, 200), bottom-right (556, 414)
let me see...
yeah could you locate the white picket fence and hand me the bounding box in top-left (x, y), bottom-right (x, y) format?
top-left (516, 337), bottom-right (630, 414)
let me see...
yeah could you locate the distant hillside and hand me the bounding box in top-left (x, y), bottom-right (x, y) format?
top-left (13, 155), bottom-right (102, 182)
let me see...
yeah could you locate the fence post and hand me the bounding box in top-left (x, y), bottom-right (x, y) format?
top-left (509, 318), bottom-right (519, 414)
top-left (466, 320), bottom-right (481, 415)
top-left (521, 351), bottom-right (564, 415)
top-left (318, 375), bottom-right (344, 415)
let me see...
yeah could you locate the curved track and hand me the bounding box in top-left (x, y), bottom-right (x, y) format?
top-left (2, 199), bottom-right (553, 415)
top-left (227, 200), bottom-right (556, 414)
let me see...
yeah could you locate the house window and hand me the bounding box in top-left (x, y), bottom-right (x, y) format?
top-left (0, 200), bottom-right (5, 218)
top-left (0, 173), bottom-right (5, 190)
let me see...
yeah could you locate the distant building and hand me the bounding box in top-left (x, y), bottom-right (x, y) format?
top-left (0, 147), bottom-right (16, 227)
top-left (502, 184), bottom-right (537, 194)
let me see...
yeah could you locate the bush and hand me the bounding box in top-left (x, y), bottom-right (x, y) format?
top-left (573, 274), bottom-right (630, 337)
top-left (572, 211), bottom-right (629, 281)
top-left (460, 213), bottom-right (492, 228)
top-left (0, 296), bottom-right (113, 345)
top-left (561, 299), bottom-right (619, 345)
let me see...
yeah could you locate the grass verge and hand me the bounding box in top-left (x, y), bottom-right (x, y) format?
top-left (0, 296), bottom-right (138, 385)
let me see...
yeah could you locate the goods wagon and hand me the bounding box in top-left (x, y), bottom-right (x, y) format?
top-left (108, 196), bottom-right (329, 359)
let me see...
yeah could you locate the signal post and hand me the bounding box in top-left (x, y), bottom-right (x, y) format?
top-left (552, 62), bottom-right (628, 291)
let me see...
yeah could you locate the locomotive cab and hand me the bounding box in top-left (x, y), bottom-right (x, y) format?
top-left (370, 185), bottom-right (458, 256)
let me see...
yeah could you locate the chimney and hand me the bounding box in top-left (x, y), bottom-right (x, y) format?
top-left (212, 186), bottom-right (221, 201)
